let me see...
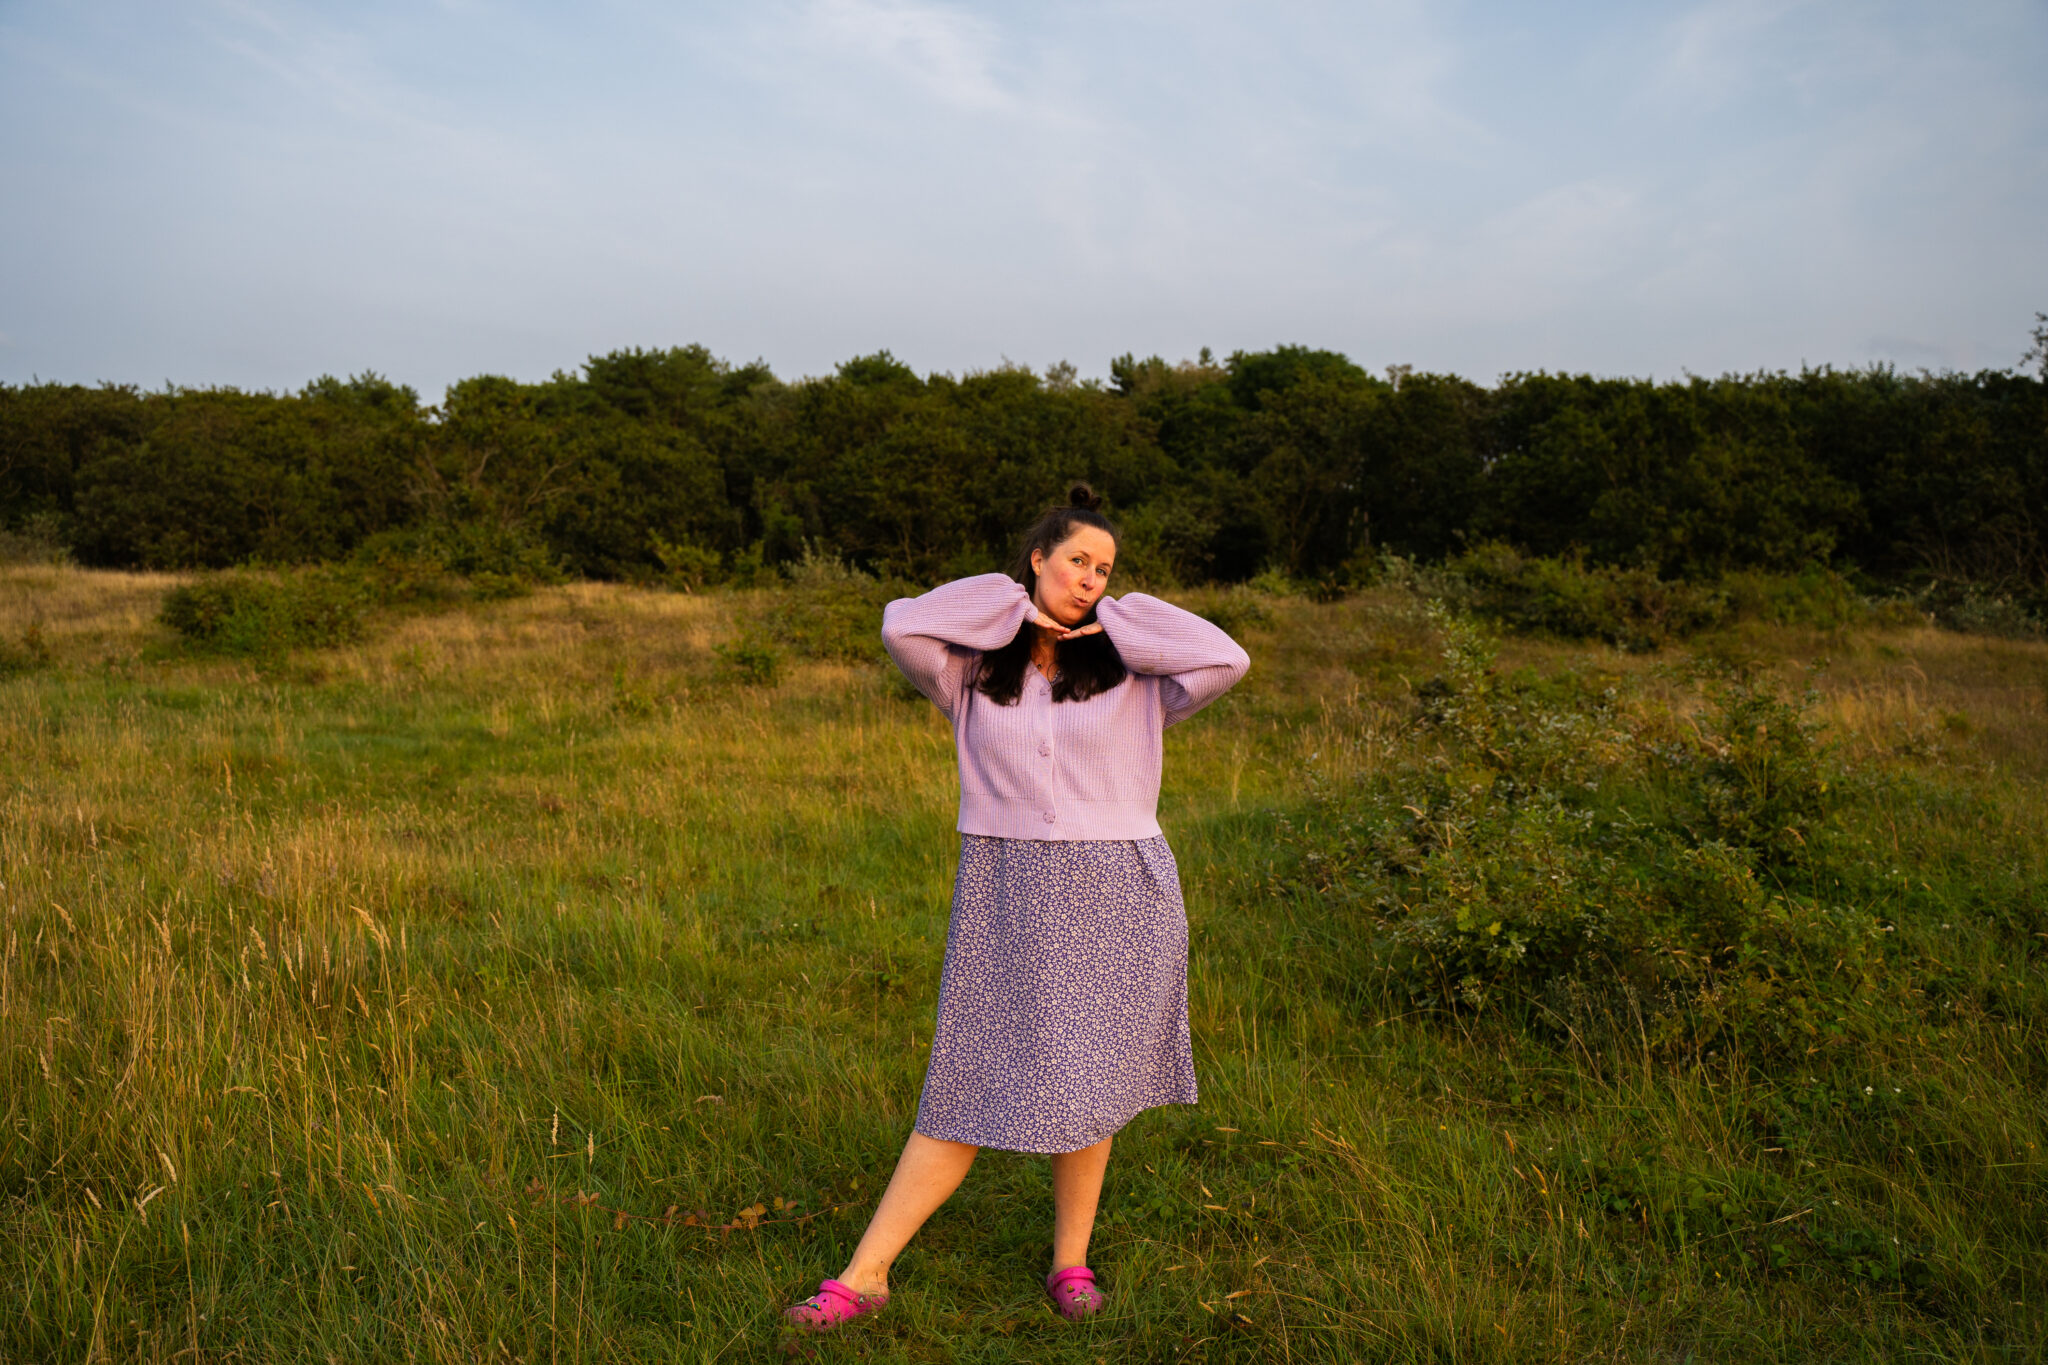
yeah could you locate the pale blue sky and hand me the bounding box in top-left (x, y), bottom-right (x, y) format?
top-left (3, 0), bottom-right (2044, 398)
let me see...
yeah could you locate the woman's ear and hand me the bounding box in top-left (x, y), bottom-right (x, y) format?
top-left (1029, 548), bottom-right (1044, 577)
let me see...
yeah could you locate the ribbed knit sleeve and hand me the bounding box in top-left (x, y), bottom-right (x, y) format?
top-left (1095, 593), bottom-right (1252, 727)
top-left (881, 573), bottom-right (1036, 720)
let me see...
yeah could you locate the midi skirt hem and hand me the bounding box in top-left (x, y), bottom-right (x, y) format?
top-left (913, 834), bottom-right (1197, 1155)
top-left (914, 1095), bottom-right (1198, 1156)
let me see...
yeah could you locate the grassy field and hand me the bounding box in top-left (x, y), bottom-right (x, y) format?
top-left (3, 565), bottom-right (2045, 1363)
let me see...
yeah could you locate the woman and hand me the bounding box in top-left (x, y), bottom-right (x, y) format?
top-left (785, 485), bottom-right (1251, 1331)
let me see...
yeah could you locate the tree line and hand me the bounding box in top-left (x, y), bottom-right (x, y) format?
top-left (3, 343), bottom-right (2045, 600)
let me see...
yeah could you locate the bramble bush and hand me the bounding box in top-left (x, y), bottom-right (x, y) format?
top-left (1279, 612), bottom-right (1924, 1064)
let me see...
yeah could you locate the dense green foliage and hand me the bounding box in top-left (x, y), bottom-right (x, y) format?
top-left (158, 569), bottom-right (375, 657)
top-left (1284, 617), bottom-right (1901, 1052)
top-left (6, 347), bottom-right (2046, 610)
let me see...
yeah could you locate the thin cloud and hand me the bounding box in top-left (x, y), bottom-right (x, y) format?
top-left (806, 0), bottom-right (1015, 113)
top-left (194, 3), bottom-right (471, 147)
top-left (1661, 0), bottom-right (1812, 105)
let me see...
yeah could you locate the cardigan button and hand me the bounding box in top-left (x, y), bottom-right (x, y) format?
top-left (1042, 810), bottom-right (1057, 823)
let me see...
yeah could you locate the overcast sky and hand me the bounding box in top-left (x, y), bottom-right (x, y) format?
top-left (3, 0), bottom-right (2044, 400)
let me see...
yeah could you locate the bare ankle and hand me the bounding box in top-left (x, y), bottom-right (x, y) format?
top-left (838, 1263), bottom-right (890, 1296)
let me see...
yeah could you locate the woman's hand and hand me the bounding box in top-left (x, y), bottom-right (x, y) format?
top-left (1030, 605), bottom-right (1103, 640)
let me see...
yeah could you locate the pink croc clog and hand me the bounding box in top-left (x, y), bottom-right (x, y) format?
top-left (1044, 1265), bottom-right (1105, 1320)
top-left (784, 1278), bottom-right (888, 1331)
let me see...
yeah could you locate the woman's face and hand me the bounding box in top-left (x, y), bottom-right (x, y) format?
top-left (1030, 526), bottom-right (1117, 627)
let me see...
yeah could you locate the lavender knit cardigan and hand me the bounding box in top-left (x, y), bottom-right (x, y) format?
top-left (880, 573), bottom-right (1251, 841)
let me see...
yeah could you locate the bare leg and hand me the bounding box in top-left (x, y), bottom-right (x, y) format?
top-left (1050, 1135), bottom-right (1114, 1271)
top-left (836, 1132), bottom-right (979, 1295)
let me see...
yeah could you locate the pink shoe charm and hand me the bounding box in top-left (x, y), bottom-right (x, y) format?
top-left (1045, 1265), bottom-right (1104, 1320)
top-left (783, 1278), bottom-right (888, 1331)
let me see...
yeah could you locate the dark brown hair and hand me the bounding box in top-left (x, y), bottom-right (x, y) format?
top-left (974, 483), bottom-right (1129, 705)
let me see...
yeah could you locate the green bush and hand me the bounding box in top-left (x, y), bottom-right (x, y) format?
top-left (1380, 550), bottom-right (1938, 649)
top-left (1449, 543), bottom-right (1729, 651)
top-left (1278, 614), bottom-right (1918, 1064)
top-left (349, 523), bottom-right (562, 605)
top-left (1650, 668), bottom-right (1834, 866)
top-left (1911, 580), bottom-right (2045, 640)
top-left (158, 526), bottom-right (567, 660)
top-left (755, 543), bottom-right (909, 664)
top-left (1193, 587), bottom-right (1275, 638)
top-left (649, 535), bottom-right (723, 590)
top-left (713, 634), bottom-right (783, 687)
top-left (467, 572), bottom-right (531, 602)
top-left (1718, 567), bottom-right (1869, 629)
top-left (159, 571), bottom-right (370, 656)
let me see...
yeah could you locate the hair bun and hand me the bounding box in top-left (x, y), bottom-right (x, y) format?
top-left (1066, 481), bottom-right (1103, 512)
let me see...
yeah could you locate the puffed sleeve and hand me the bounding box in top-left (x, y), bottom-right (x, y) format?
top-left (880, 573), bottom-right (1036, 721)
top-left (1094, 592), bottom-right (1251, 727)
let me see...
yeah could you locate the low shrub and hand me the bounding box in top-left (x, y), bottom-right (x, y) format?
top-left (349, 522), bottom-right (563, 604)
top-left (1910, 580), bottom-right (2045, 640)
top-left (1718, 567), bottom-right (1871, 629)
top-left (1650, 667), bottom-right (1834, 866)
top-left (1194, 588), bottom-right (1275, 638)
top-left (713, 634), bottom-right (783, 687)
top-left (160, 524), bottom-right (571, 659)
top-left (1369, 550), bottom-right (2009, 649)
top-left (1449, 543), bottom-right (1729, 651)
top-left (1278, 613), bottom-right (1925, 1065)
top-left (160, 571), bottom-right (370, 656)
top-left (649, 535), bottom-right (724, 591)
top-left (755, 544), bottom-right (911, 665)
top-left (1244, 564), bottom-right (1304, 598)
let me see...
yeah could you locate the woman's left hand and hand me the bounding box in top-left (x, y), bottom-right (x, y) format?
top-left (1057, 622), bottom-right (1105, 641)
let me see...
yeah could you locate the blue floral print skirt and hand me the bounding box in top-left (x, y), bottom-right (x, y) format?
top-left (913, 834), bottom-right (1198, 1154)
